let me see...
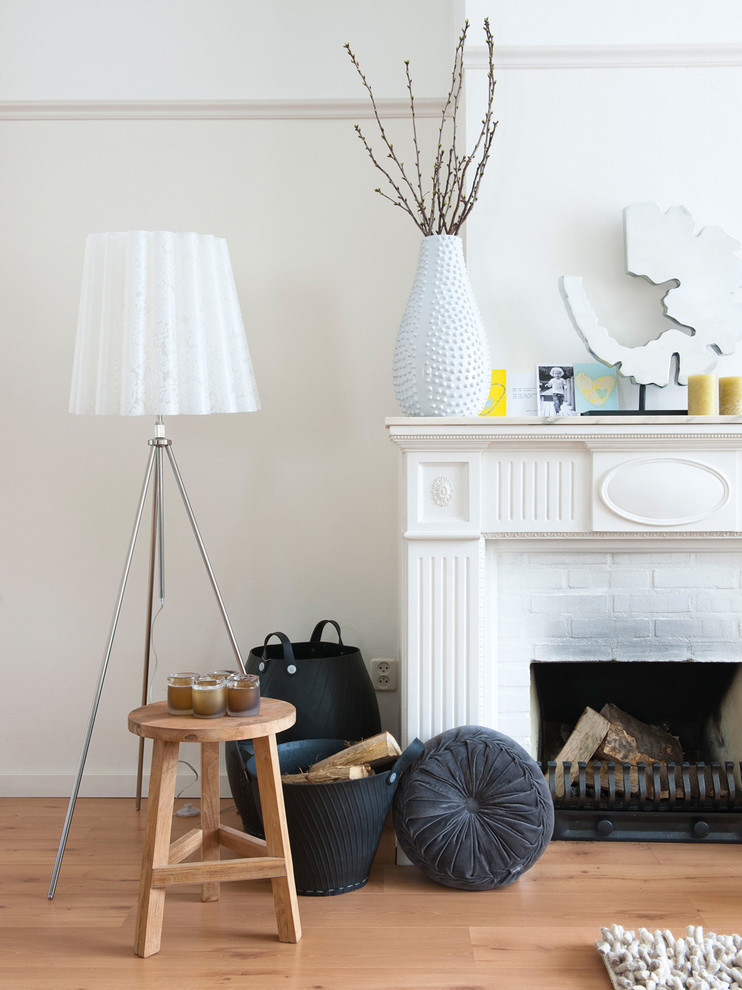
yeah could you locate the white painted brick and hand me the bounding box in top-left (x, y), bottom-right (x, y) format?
top-left (609, 568), bottom-right (652, 589)
top-left (699, 617), bottom-right (738, 640)
top-left (693, 552), bottom-right (742, 571)
top-left (654, 617), bottom-right (696, 638)
top-left (613, 642), bottom-right (691, 661)
top-left (654, 567), bottom-right (736, 589)
top-left (630, 591), bottom-right (691, 614)
top-left (571, 618), bottom-right (652, 639)
top-left (532, 641), bottom-right (612, 661)
top-left (531, 592), bottom-right (611, 616)
top-left (697, 591), bottom-right (742, 613)
top-left (691, 642), bottom-right (742, 660)
top-left (567, 568), bottom-right (611, 589)
top-left (611, 592), bottom-right (633, 614)
top-left (615, 552), bottom-right (693, 567)
top-left (503, 567), bottom-right (566, 590)
top-left (526, 551), bottom-right (610, 566)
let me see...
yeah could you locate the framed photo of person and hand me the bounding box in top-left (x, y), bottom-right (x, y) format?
top-left (536, 364), bottom-right (575, 416)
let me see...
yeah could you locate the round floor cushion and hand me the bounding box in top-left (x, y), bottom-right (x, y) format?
top-left (393, 725), bottom-right (554, 890)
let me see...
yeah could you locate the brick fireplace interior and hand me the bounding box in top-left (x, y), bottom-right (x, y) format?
top-left (497, 548), bottom-right (742, 765)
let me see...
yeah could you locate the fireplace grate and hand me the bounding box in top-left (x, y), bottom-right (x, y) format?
top-left (545, 760), bottom-right (742, 843)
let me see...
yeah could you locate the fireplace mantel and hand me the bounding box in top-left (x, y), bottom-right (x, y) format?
top-left (386, 416), bottom-right (742, 746)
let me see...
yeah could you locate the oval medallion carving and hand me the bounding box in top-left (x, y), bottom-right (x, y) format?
top-left (600, 457), bottom-right (730, 526)
top-left (431, 476), bottom-right (455, 507)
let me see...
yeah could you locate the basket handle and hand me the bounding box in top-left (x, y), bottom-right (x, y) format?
top-left (309, 619), bottom-right (344, 649)
top-left (259, 631), bottom-right (297, 674)
top-left (386, 738), bottom-right (425, 788)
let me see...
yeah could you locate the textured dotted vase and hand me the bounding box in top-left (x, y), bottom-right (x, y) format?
top-left (393, 234), bottom-right (491, 416)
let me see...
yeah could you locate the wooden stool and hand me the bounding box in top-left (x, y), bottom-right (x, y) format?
top-left (128, 699), bottom-right (302, 957)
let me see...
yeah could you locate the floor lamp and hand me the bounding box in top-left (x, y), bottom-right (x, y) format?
top-left (48, 231), bottom-right (260, 898)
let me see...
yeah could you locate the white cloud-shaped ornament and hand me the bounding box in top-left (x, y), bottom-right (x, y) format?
top-left (560, 203), bottom-right (742, 386)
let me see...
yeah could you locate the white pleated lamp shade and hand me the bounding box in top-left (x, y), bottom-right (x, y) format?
top-left (69, 231), bottom-right (261, 416)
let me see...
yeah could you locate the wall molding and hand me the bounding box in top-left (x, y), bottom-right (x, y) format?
top-left (4, 43), bottom-right (739, 120)
top-left (468, 42), bottom-right (742, 70)
top-left (0, 96), bottom-right (445, 122)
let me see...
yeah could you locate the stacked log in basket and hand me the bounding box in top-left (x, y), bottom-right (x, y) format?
top-left (280, 731), bottom-right (401, 784)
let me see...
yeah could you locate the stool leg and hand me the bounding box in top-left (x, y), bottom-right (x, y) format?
top-left (134, 738), bottom-right (179, 958)
top-left (200, 740), bottom-right (221, 902)
top-left (252, 734), bottom-right (302, 943)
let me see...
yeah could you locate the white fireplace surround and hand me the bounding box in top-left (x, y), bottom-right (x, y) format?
top-left (387, 416), bottom-right (742, 751)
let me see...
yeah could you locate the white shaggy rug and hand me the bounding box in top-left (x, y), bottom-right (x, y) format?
top-left (597, 925), bottom-right (742, 989)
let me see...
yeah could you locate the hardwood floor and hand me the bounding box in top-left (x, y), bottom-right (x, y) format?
top-left (1, 796), bottom-right (740, 989)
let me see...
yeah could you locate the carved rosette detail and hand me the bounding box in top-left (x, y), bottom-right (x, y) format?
top-left (431, 476), bottom-right (455, 507)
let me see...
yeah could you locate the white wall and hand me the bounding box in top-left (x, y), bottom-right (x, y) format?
top-left (3, 1), bottom-right (742, 797)
top-left (464, 1), bottom-right (742, 409)
top-left (0, 1), bottom-right (455, 796)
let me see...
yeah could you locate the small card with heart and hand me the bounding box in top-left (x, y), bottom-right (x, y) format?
top-left (573, 362), bottom-right (619, 414)
top-left (479, 369), bottom-right (507, 416)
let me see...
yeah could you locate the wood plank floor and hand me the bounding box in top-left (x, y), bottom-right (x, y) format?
top-left (1, 796), bottom-right (741, 989)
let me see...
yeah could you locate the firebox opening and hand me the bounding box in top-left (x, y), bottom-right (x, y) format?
top-left (531, 660), bottom-right (742, 770)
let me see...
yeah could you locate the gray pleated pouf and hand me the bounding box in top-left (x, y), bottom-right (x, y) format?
top-left (393, 725), bottom-right (554, 890)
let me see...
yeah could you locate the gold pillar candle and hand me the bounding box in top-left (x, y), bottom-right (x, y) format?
top-left (166, 673), bottom-right (198, 715)
top-left (191, 677), bottom-right (227, 718)
top-left (719, 376), bottom-right (742, 415)
top-left (687, 374), bottom-right (718, 414)
top-left (226, 674), bottom-right (261, 717)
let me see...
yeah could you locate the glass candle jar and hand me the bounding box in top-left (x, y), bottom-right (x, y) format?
top-left (226, 674), bottom-right (261, 717)
top-left (209, 669), bottom-right (238, 681)
top-left (166, 673), bottom-right (198, 715)
top-left (192, 676), bottom-right (227, 718)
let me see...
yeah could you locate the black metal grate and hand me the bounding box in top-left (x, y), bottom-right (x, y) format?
top-left (544, 760), bottom-right (742, 842)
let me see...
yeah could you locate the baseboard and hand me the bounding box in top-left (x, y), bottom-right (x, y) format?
top-left (0, 772), bottom-right (232, 799)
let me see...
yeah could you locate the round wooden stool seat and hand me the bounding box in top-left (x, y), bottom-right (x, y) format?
top-left (128, 699), bottom-right (302, 957)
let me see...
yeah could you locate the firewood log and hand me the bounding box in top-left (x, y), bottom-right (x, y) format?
top-left (549, 707), bottom-right (611, 797)
top-left (281, 764), bottom-right (373, 784)
top-left (309, 732), bottom-right (402, 772)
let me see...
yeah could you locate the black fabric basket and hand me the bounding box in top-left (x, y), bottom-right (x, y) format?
top-left (245, 620), bottom-right (381, 744)
top-left (226, 620), bottom-right (382, 835)
top-left (246, 737), bottom-right (424, 896)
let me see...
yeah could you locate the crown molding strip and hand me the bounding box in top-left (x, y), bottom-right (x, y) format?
top-left (467, 42), bottom-right (742, 70)
top-left (0, 96), bottom-right (445, 122)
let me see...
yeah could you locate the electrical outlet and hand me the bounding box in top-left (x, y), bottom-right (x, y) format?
top-left (370, 657), bottom-right (398, 691)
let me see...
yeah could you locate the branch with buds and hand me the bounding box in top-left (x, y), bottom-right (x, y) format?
top-left (344, 20), bottom-right (497, 237)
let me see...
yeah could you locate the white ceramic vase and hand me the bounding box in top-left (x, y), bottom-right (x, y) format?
top-left (393, 234), bottom-right (491, 416)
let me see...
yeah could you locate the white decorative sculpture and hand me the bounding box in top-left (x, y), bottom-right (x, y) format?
top-left (560, 203), bottom-right (742, 385)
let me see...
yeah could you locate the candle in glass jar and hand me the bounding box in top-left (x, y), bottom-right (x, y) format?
top-left (687, 374), bottom-right (718, 414)
top-left (192, 677), bottom-right (227, 718)
top-left (166, 673), bottom-right (198, 715)
top-left (226, 674), bottom-right (260, 717)
top-left (719, 376), bottom-right (742, 415)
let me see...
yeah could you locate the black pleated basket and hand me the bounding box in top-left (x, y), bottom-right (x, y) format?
top-left (226, 621), bottom-right (382, 837)
top-left (246, 737), bottom-right (423, 896)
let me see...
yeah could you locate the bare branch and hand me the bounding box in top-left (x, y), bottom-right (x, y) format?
top-left (345, 20), bottom-right (497, 237)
